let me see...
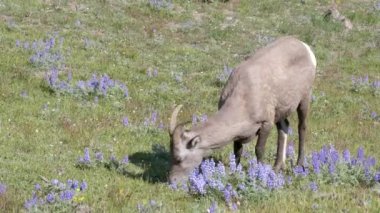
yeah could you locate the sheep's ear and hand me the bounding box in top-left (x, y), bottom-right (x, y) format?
top-left (187, 136), bottom-right (200, 150)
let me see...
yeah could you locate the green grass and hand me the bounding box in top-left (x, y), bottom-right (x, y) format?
top-left (0, 0), bottom-right (379, 212)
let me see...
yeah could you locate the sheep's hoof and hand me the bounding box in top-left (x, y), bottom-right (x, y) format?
top-left (273, 163), bottom-right (286, 172)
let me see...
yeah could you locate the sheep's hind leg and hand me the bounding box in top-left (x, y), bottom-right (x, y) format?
top-left (297, 97), bottom-right (310, 166)
top-left (274, 119), bottom-right (289, 172)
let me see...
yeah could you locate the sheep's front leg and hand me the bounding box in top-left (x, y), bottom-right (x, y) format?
top-left (274, 119), bottom-right (289, 172)
top-left (255, 122), bottom-right (272, 163)
top-left (234, 137), bottom-right (252, 165)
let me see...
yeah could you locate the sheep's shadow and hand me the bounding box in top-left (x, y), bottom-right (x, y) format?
top-left (128, 145), bottom-right (171, 183)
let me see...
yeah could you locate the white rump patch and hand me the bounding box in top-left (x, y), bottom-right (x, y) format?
top-left (302, 42), bottom-right (317, 68)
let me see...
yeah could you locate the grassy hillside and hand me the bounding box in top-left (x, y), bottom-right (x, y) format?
top-left (0, 0), bottom-right (379, 212)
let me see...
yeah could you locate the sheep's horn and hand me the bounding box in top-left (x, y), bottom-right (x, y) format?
top-left (169, 105), bottom-right (183, 135)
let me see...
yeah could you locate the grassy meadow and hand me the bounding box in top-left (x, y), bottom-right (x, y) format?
top-left (0, 0), bottom-right (379, 212)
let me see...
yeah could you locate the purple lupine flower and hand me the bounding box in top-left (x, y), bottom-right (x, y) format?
top-left (229, 153), bottom-right (237, 173)
top-left (237, 183), bottom-right (246, 191)
top-left (223, 184), bottom-right (233, 204)
top-left (71, 180), bottom-right (79, 189)
top-left (122, 117), bottom-right (129, 127)
top-left (16, 40), bottom-right (20, 47)
top-left (153, 68), bottom-right (158, 77)
top-left (208, 201), bottom-right (217, 213)
top-left (309, 182), bottom-right (318, 192)
top-left (24, 193), bottom-right (38, 209)
top-left (110, 155), bottom-right (117, 162)
top-left (319, 145), bottom-right (329, 164)
top-left (311, 152), bottom-right (320, 174)
top-left (342, 149), bottom-right (351, 164)
top-left (328, 163), bottom-right (336, 175)
top-left (169, 182), bottom-right (178, 190)
top-left (257, 163), bottom-right (272, 183)
top-left (34, 184), bottom-right (41, 191)
top-left (374, 171), bottom-right (380, 182)
top-left (293, 165), bottom-right (309, 177)
top-left (192, 114), bottom-right (197, 124)
top-left (286, 141), bottom-right (295, 158)
top-left (83, 147), bottom-right (91, 163)
top-left (95, 152), bottom-right (104, 161)
top-left (151, 111), bottom-right (158, 124)
top-left (124, 88), bottom-right (129, 98)
top-left (51, 179), bottom-right (59, 186)
top-left (0, 183), bottom-right (6, 195)
top-left (357, 147), bottom-right (365, 162)
top-left (121, 155), bottom-right (129, 164)
top-left (200, 114), bottom-right (208, 123)
top-left (158, 121), bottom-right (164, 129)
top-left (200, 159), bottom-right (215, 179)
top-left (231, 202), bottom-right (238, 211)
top-left (189, 169), bottom-right (207, 195)
top-left (329, 145), bottom-right (340, 164)
top-left (288, 127), bottom-right (293, 135)
top-left (80, 181), bottom-right (87, 191)
top-left (77, 80), bottom-right (86, 91)
top-left (60, 190), bottom-right (75, 201)
top-left (248, 159), bottom-right (258, 180)
top-left (371, 112), bottom-right (377, 119)
top-left (215, 162), bottom-right (226, 177)
top-left (46, 193), bottom-right (55, 203)
top-left (47, 67), bottom-right (59, 87)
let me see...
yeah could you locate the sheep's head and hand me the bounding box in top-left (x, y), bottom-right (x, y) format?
top-left (168, 105), bottom-right (204, 184)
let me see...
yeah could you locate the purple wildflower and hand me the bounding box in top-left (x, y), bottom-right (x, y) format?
top-left (60, 190), bottom-right (75, 201)
top-left (95, 152), bottom-right (104, 161)
top-left (328, 163), bottom-right (336, 175)
top-left (153, 68), bottom-right (158, 77)
top-left (83, 147), bottom-right (91, 163)
top-left (293, 165), bottom-right (309, 177)
top-left (208, 201), bottom-right (217, 213)
top-left (122, 117), bottom-right (129, 127)
top-left (200, 114), bottom-right (208, 123)
top-left (34, 184), bottom-right (41, 191)
top-left (80, 181), bottom-right (87, 191)
top-left (189, 169), bottom-right (207, 195)
top-left (371, 112), bottom-right (377, 119)
top-left (374, 171), bottom-right (380, 182)
top-left (357, 147), bottom-right (365, 162)
top-left (24, 193), bottom-right (38, 209)
top-left (342, 149), bottom-right (351, 164)
top-left (215, 162), bottom-right (226, 177)
top-left (151, 111), bottom-right (157, 124)
top-left (71, 180), bottom-right (79, 189)
top-left (0, 183), bottom-right (6, 195)
top-left (51, 179), bottom-right (59, 186)
top-left (309, 182), bottom-right (318, 192)
top-left (311, 152), bottom-right (320, 174)
top-left (286, 141), bottom-right (295, 158)
top-left (121, 155), bottom-right (129, 164)
top-left (192, 114), bottom-right (197, 124)
top-left (229, 153), bottom-right (236, 173)
top-left (46, 193), bottom-right (55, 203)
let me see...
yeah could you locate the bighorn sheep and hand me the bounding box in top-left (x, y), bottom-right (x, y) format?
top-left (168, 36), bottom-right (317, 183)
